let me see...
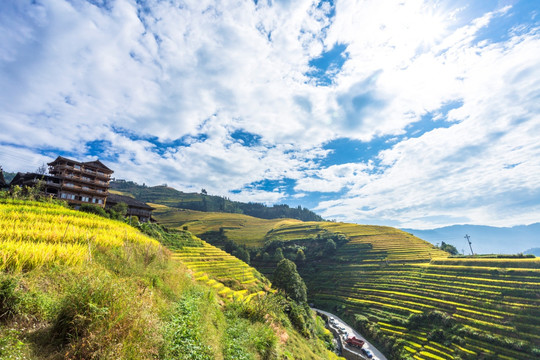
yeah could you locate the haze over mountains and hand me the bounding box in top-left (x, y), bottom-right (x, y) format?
top-left (403, 223), bottom-right (540, 255)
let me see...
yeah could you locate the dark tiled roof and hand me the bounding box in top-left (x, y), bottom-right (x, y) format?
top-left (9, 172), bottom-right (61, 185)
top-left (106, 194), bottom-right (154, 210)
top-left (82, 160), bottom-right (113, 173)
top-left (48, 156), bottom-right (113, 173)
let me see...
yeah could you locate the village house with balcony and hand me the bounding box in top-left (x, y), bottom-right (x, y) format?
top-left (10, 156), bottom-right (113, 207)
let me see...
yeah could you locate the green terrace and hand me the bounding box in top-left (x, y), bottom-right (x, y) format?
top-left (150, 208), bottom-right (540, 359)
top-left (247, 221), bottom-right (540, 359)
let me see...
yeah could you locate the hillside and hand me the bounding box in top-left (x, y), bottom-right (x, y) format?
top-left (110, 180), bottom-right (324, 221)
top-left (152, 207), bottom-right (540, 360)
top-left (0, 199), bottom-right (340, 360)
top-left (150, 203), bottom-right (304, 247)
top-left (403, 224), bottom-right (540, 255)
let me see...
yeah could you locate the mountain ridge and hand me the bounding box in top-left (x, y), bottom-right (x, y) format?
top-left (111, 180), bottom-right (324, 222)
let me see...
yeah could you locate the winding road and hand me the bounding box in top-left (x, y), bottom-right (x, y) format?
top-left (313, 308), bottom-right (388, 360)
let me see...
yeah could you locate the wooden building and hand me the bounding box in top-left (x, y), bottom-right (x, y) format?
top-left (10, 157), bottom-right (113, 208)
top-left (105, 194), bottom-right (155, 223)
top-left (9, 157), bottom-right (154, 220)
top-left (47, 157), bottom-right (114, 207)
top-left (8, 172), bottom-right (62, 195)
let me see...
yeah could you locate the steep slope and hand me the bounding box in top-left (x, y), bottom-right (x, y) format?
top-left (153, 207), bottom-right (540, 360)
top-left (0, 199), bottom-right (340, 360)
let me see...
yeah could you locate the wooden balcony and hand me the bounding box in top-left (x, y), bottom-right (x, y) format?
top-left (61, 183), bottom-right (109, 196)
top-left (49, 164), bottom-right (111, 181)
top-left (61, 173), bottom-right (109, 187)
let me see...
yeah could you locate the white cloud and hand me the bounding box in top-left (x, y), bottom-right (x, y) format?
top-left (1, 0), bottom-right (539, 228)
top-left (316, 23), bottom-right (540, 228)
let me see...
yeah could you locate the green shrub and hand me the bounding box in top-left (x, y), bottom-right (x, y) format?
top-left (0, 276), bottom-right (20, 322)
top-left (79, 203), bottom-right (109, 218)
top-left (0, 329), bottom-right (28, 360)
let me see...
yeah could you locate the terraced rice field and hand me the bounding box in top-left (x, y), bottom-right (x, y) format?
top-left (0, 199), bottom-right (160, 271)
top-left (171, 241), bottom-right (270, 302)
top-left (151, 208), bottom-right (540, 358)
top-left (151, 204), bottom-right (302, 247)
top-left (1, 200), bottom-right (270, 304)
top-left (249, 222), bottom-right (540, 359)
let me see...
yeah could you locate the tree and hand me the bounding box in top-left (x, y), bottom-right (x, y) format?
top-left (274, 247), bottom-right (284, 261)
top-left (36, 163), bottom-right (47, 175)
top-left (109, 202), bottom-right (128, 220)
top-left (233, 247), bottom-right (250, 264)
top-left (201, 188), bottom-right (207, 195)
top-left (439, 241), bottom-right (458, 255)
top-left (272, 259), bottom-right (307, 303)
top-left (324, 239), bottom-right (336, 255)
top-left (296, 248), bottom-right (306, 264)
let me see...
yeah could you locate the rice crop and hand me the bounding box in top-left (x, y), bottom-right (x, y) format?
top-left (0, 200), bottom-right (159, 271)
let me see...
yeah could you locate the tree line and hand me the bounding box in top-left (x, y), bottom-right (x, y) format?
top-left (111, 180), bottom-right (324, 221)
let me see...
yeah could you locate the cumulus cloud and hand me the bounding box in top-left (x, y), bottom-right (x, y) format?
top-left (315, 19), bottom-right (540, 228)
top-left (0, 0), bottom-right (539, 227)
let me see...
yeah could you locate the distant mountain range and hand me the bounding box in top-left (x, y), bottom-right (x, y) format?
top-left (525, 248), bottom-right (540, 256)
top-left (402, 223), bottom-right (540, 255)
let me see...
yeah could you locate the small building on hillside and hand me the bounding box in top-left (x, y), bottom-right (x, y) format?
top-left (105, 194), bottom-right (155, 222)
top-left (8, 172), bottom-right (62, 195)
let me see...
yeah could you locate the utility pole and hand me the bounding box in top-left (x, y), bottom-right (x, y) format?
top-left (464, 234), bottom-right (474, 255)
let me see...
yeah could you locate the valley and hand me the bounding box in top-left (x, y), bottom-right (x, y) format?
top-left (147, 201), bottom-right (540, 360)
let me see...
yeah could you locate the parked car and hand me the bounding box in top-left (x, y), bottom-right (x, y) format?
top-left (362, 348), bottom-right (373, 359)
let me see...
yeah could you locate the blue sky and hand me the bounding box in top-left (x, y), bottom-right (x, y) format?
top-left (1, 0), bottom-right (539, 229)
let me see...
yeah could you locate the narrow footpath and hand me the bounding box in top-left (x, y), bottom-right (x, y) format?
top-left (312, 308), bottom-right (388, 360)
